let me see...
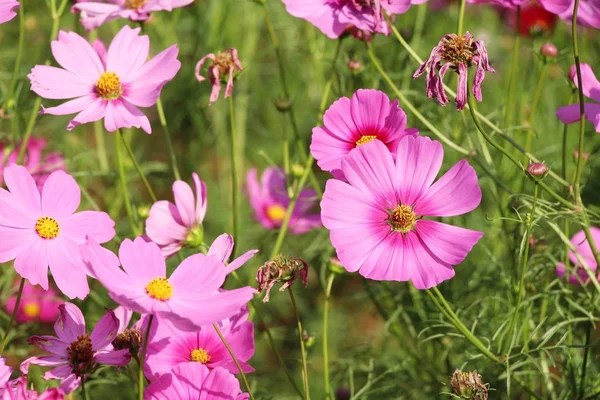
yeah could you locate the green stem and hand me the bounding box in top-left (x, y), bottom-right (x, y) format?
top-left (504, 6), bottom-right (521, 129)
top-left (4, 0), bottom-right (25, 113)
top-left (323, 274), bottom-right (335, 400)
top-left (94, 122), bottom-right (110, 173)
top-left (81, 376), bottom-right (88, 400)
top-left (457, 0), bottom-right (466, 35)
top-left (213, 323), bottom-right (256, 400)
top-left (119, 130), bottom-right (157, 202)
top-left (579, 292), bottom-right (595, 398)
top-left (228, 95), bottom-right (240, 257)
top-left (525, 64), bottom-right (548, 162)
top-left (0, 278), bottom-right (25, 355)
top-left (115, 130), bottom-right (139, 235)
top-left (156, 97), bottom-right (181, 181)
top-left (138, 315), bottom-right (154, 400)
top-left (289, 288), bottom-right (310, 400)
top-left (571, 0), bottom-right (586, 201)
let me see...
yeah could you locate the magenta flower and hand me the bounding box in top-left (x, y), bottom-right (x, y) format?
top-left (557, 64), bottom-right (600, 132)
top-left (281, 0), bottom-right (412, 39)
top-left (539, 0), bottom-right (600, 28)
top-left (466, 0), bottom-right (527, 8)
top-left (145, 173), bottom-right (207, 257)
top-left (0, 359), bottom-right (10, 386)
top-left (28, 25), bottom-right (181, 134)
top-left (556, 228), bottom-right (600, 285)
top-left (311, 89), bottom-right (419, 177)
top-left (145, 307), bottom-right (254, 379)
top-left (21, 303), bottom-right (131, 394)
top-left (207, 233), bottom-right (259, 275)
top-left (195, 49), bottom-right (243, 105)
top-left (0, 138), bottom-right (65, 191)
top-left (321, 136), bottom-right (483, 289)
top-left (5, 281), bottom-right (63, 324)
top-left (0, 165), bottom-right (115, 299)
top-left (413, 32), bottom-right (495, 111)
top-left (0, 0), bottom-right (18, 24)
top-left (73, 0), bottom-right (194, 31)
top-left (145, 363), bottom-right (248, 400)
top-left (81, 237), bottom-right (256, 332)
top-left (247, 167), bottom-right (321, 234)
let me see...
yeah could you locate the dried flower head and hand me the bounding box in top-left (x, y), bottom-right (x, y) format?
top-left (112, 328), bottom-right (142, 354)
top-left (413, 32), bottom-right (495, 110)
top-left (450, 369), bottom-right (489, 400)
top-left (194, 48), bottom-right (243, 105)
top-left (256, 255), bottom-right (308, 302)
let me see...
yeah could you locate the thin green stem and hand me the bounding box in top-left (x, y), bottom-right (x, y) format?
top-left (115, 130), bottom-right (139, 235)
top-left (119, 130), bottom-right (157, 202)
top-left (504, 6), bottom-right (521, 129)
top-left (94, 122), bottom-right (110, 173)
top-left (138, 315), bottom-right (154, 400)
top-left (571, 0), bottom-right (586, 201)
top-left (525, 64), bottom-right (548, 162)
top-left (4, 0), bottom-right (25, 113)
top-left (0, 278), bottom-right (25, 355)
top-left (562, 123), bottom-right (570, 186)
top-left (579, 292), bottom-right (595, 398)
top-left (81, 376), bottom-right (88, 400)
top-left (213, 323), bottom-right (256, 400)
top-left (457, 0), bottom-right (466, 35)
top-left (228, 95), bottom-right (240, 257)
top-left (156, 97), bottom-right (181, 181)
top-left (289, 288), bottom-right (310, 400)
top-left (323, 274), bottom-right (335, 400)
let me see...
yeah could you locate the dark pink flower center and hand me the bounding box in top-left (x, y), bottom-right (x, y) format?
top-left (67, 334), bottom-right (94, 375)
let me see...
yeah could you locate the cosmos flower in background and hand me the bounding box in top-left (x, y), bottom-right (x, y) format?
top-left (0, 0), bottom-right (18, 24)
top-left (72, 0), bottom-right (194, 31)
top-left (500, 1), bottom-right (558, 36)
top-left (247, 167), bottom-right (321, 234)
top-left (5, 281), bottom-right (63, 324)
top-left (195, 48), bottom-right (243, 105)
top-left (538, 0), bottom-right (600, 29)
top-left (311, 89), bottom-right (419, 178)
top-left (321, 136), bottom-right (483, 289)
top-left (28, 25), bottom-right (181, 134)
top-left (0, 165), bottom-right (115, 299)
top-left (556, 227), bottom-right (600, 284)
top-left (556, 63), bottom-right (600, 132)
top-left (466, 0), bottom-right (526, 9)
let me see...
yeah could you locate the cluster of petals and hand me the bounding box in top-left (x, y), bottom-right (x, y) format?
top-left (281, 0), bottom-right (413, 39)
top-left (0, 366), bottom-right (64, 400)
top-left (5, 281), bottom-right (62, 324)
top-left (311, 89), bottom-right (418, 178)
top-left (0, 0), bottom-right (18, 24)
top-left (247, 167), bottom-right (321, 234)
top-left (22, 303), bottom-right (130, 394)
top-left (195, 49), bottom-right (243, 105)
top-left (72, 0), bottom-right (194, 31)
top-left (556, 63), bottom-right (600, 132)
top-left (556, 227), bottom-right (600, 284)
top-left (538, 0), bottom-right (600, 29)
top-left (0, 165), bottom-right (115, 299)
top-left (321, 136), bottom-right (484, 289)
top-left (28, 25), bottom-right (181, 134)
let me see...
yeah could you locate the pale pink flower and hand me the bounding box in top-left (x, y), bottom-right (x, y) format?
top-left (73, 0), bottom-right (194, 31)
top-left (145, 173), bottom-right (207, 257)
top-left (556, 227), bottom-right (600, 285)
top-left (311, 89), bottom-right (418, 177)
top-left (0, 359), bottom-right (10, 387)
top-left (28, 25), bottom-right (181, 134)
top-left (81, 237), bottom-right (256, 332)
top-left (5, 281), bottom-right (63, 324)
top-left (539, 0), bottom-right (600, 28)
top-left (0, 165), bottom-right (115, 299)
top-left (557, 63), bottom-right (600, 132)
top-left (21, 303), bottom-right (131, 394)
top-left (194, 49), bottom-right (243, 105)
top-left (247, 167), bottom-right (321, 234)
top-left (0, 0), bottom-right (18, 24)
top-left (145, 363), bottom-right (248, 400)
top-left (321, 136), bottom-right (483, 289)
top-left (281, 0), bottom-right (412, 39)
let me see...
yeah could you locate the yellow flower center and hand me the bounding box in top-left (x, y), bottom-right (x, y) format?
top-left (95, 72), bottom-right (123, 100)
top-left (23, 302), bottom-right (41, 318)
top-left (35, 216), bottom-right (60, 239)
top-left (389, 205), bottom-right (416, 233)
top-left (190, 348), bottom-right (211, 363)
top-left (267, 204), bottom-right (286, 222)
top-left (124, 0), bottom-right (146, 9)
top-left (355, 135), bottom-right (377, 147)
top-left (145, 277), bottom-right (173, 301)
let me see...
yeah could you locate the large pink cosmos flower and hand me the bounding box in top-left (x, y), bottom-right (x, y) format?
top-left (5, 281), bottom-right (62, 324)
top-left (81, 237), bottom-right (256, 332)
top-left (0, 165), bottom-right (115, 299)
top-left (28, 25), bottom-right (181, 134)
top-left (0, 0), bottom-right (18, 24)
top-left (145, 363), bottom-right (249, 400)
top-left (556, 227), bottom-right (600, 285)
top-left (311, 89), bottom-right (419, 177)
top-left (281, 0), bottom-right (412, 39)
top-left (144, 307), bottom-right (254, 379)
top-left (321, 136), bottom-right (483, 289)
top-left (539, 0), bottom-right (600, 28)
top-left (0, 138), bottom-right (65, 191)
top-left (73, 0), bottom-right (194, 31)
top-left (21, 303), bottom-right (130, 394)
top-left (247, 167), bottom-right (321, 234)
top-left (145, 173), bottom-right (207, 257)
top-left (557, 64), bottom-right (600, 132)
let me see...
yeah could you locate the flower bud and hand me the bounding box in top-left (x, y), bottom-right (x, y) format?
top-left (574, 150), bottom-right (589, 162)
top-left (347, 59), bottom-right (363, 73)
top-left (335, 388), bottom-right (351, 400)
top-left (527, 162), bottom-right (548, 178)
top-left (450, 369), bottom-right (489, 400)
top-left (291, 164), bottom-right (305, 178)
top-left (112, 328), bottom-right (143, 355)
top-left (540, 42), bottom-right (558, 58)
top-left (184, 225), bottom-right (204, 248)
top-left (137, 204), bottom-right (150, 219)
top-left (275, 97), bottom-right (293, 113)
top-left (328, 257), bottom-right (346, 275)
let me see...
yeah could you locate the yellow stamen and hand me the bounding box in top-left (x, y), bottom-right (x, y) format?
top-left (124, 0), bottom-right (146, 9)
top-left (267, 204), bottom-right (286, 222)
top-left (35, 217), bottom-right (60, 239)
top-left (145, 277), bottom-right (173, 301)
top-left (95, 72), bottom-right (123, 100)
top-left (355, 135), bottom-right (377, 147)
top-left (190, 348), bottom-right (211, 363)
top-left (23, 302), bottom-right (41, 318)
top-left (390, 205), bottom-right (416, 233)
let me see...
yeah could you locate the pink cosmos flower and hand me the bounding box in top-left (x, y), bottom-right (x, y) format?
top-left (28, 25), bottom-right (181, 134)
top-left (1, 361), bottom-right (65, 400)
top-left (0, 0), bottom-right (18, 24)
top-left (556, 227), bottom-right (600, 285)
top-left (81, 237), bottom-right (256, 332)
top-left (73, 0), bottom-right (194, 31)
top-left (556, 64), bottom-right (600, 132)
top-left (281, 0), bottom-right (412, 39)
top-left (321, 136), bottom-right (483, 289)
top-left (21, 303), bottom-right (131, 394)
top-left (0, 165), bottom-right (115, 299)
top-left (5, 281), bottom-right (63, 324)
top-left (145, 173), bottom-right (207, 257)
top-left (144, 307), bottom-right (254, 379)
top-left (0, 359), bottom-right (10, 386)
top-left (207, 233), bottom-right (259, 275)
top-left (195, 49), bottom-right (243, 105)
top-left (413, 32), bottom-right (495, 111)
top-left (466, 0), bottom-right (526, 8)
top-left (538, 0), bottom-right (600, 28)
top-left (311, 89), bottom-right (419, 177)
top-left (247, 167), bottom-right (321, 234)
top-left (0, 138), bottom-right (66, 191)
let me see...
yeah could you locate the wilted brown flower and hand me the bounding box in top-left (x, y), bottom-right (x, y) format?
top-left (450, 369), bottom-right (489, 400)
top-left (112, 328), bottom-right (143, 355)
top-left (256, 255), bottom-right (308, 302)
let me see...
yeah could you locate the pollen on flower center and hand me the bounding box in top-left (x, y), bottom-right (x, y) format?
top-left (124, 0), bottom-right (146, 9)
top-left (67, 334), bottom-right (94, 374)
top-left (190, 348), bottom-right (211, 363)
top-left (145, 277), bottom-right (173, 301)
top-left (267, 204), bottom-right (286, 222)
top-left (95, 72), bottom-right (123, 100)
top-left (441, 34), bottom-right (475, 65)
top-left (35, 216), bottom-right (60, 239)
top-left (389, 205), bottom-right (416, 233)
top-left (355, 135), bottom-right (378, 147)
top-left (23, 302), bottom-right (41, 318)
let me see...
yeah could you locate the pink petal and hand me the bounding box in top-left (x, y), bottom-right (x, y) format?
top-left (310, 126), bottom-right (355, 173)
top-left (350, 89), bottom-right (391, 137)
top-left (28, 336), bottom-right (68, 357)
top-left (192, 173), bottom-right (207, 223)
top-left (106, 25), bottom-right (149, 82)
top-left (20, 356), bottom-right (65, 375)
top-left (47, 239), bottom-right (89, 300)
top-left (28, 66), bottom-right (93, 100)
top-left (321, 96), bottom-right (359, 142)
top-left (126, 44), bottom-right (181, 85)
top-left (62, 211), bottom-right (116, 244)
top-left (145, 200), bottom-right (187, 246)
top-left (404, 231), bottom-right (456, 289)
top-left (169, 254), bottom-right (227, 294)
top-left (94, 349), bottom-right (131, 366)
top-left (571, 63), bottom-right (600, 102)
top-left (41, 95), bottom-right (97, 116)
top-left (103, 99), bottom-right (151, 134)
top-left (119, 238), bottom-right (167, 282)
top-left (54, 303), bottom-right (86, 343)
top-left (226, 249), bottom-right (258, 274)
top-left (3, 164), bottom-right (41, 215)
top-left (201, 366), bottom-right (245, 399)
top-left (67, 98), bottom-right (107, 131)
top-left (113, 306), bottom-right (133, 333)
top-left (58, 373), bottom-right (81, 394)
top-left (173, 180), bottom-right (196, 228)
top-left (0, 226), bottom-right (37, 263)
top-left (357, 232), bottom-right (410, 281)
top-left (43, 364), bottom-right (72, 380)
top-left (90, 309), bottom-right (120, 350)
top-left (14, 239), bottom-right (50, 290)
top-left (415, 220), bottom-right (483, 266)
top-left (207, 234), bottom-right (234, 263)
top-left (51, 31), bottom-right (104, 83)
top-left (41, 171), bottom-right (81, 219)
